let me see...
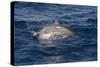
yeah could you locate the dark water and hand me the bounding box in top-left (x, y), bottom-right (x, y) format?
top-left (13, 1), bottom-right (97, 65)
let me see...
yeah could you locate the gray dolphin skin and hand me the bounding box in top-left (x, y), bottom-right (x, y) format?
top-left (32, 18), bottom-right (76, 44)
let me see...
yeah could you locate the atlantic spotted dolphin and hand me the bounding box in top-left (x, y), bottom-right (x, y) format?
top-left (31, 18), bottom-right (77, 44)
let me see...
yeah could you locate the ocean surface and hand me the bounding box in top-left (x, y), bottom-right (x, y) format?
top-left (13, 2), bottom-right (97, 65)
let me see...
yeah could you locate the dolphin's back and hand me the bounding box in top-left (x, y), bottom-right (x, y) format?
top-left (38, 25), bottom-right (74, 40)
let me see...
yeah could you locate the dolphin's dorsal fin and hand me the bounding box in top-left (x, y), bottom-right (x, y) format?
top-left (53, 18), bottom-right (60, 25)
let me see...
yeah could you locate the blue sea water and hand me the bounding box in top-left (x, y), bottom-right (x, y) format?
top-left (13, 2), bottom-right (97, 65)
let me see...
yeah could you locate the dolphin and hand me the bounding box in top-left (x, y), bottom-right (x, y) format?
top-left (31, 18), bottom-right (77, 44)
